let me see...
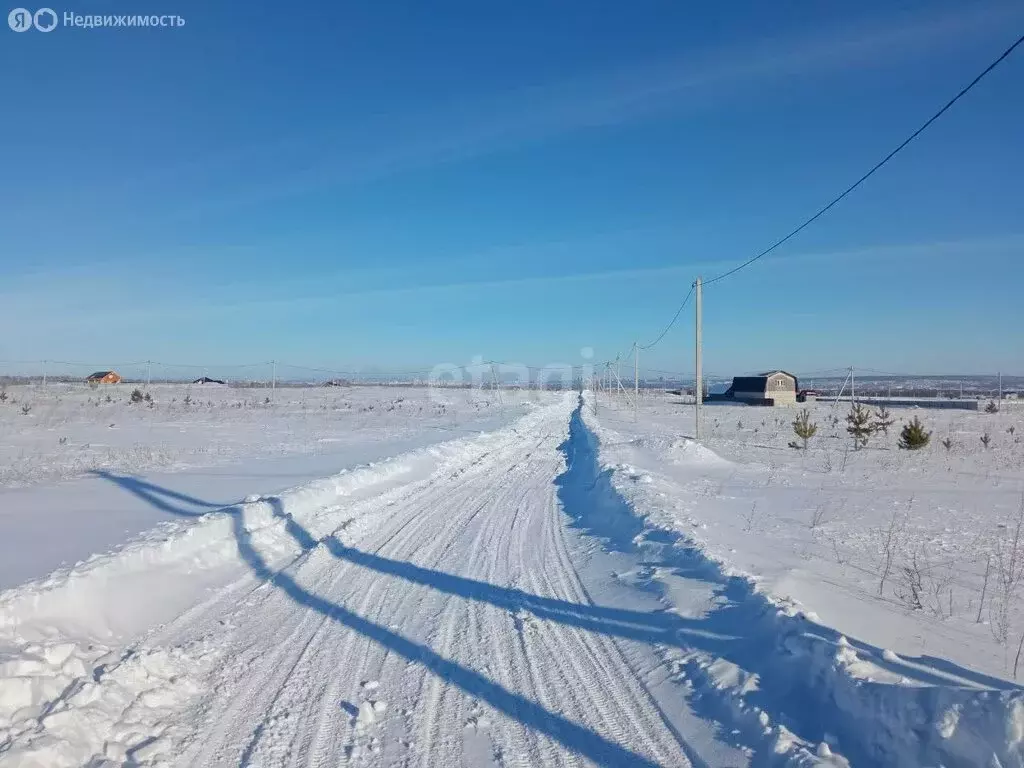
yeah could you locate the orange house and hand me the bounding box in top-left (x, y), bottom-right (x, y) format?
top-left (87, 370), bottom-right (122, 384)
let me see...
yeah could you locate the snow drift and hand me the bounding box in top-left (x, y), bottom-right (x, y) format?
top-left (582, 392), bottom-right (1024, 767)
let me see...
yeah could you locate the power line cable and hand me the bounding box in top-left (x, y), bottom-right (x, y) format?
top-left (703, 32), bottom-right (1024, 287)
top-left (639, 283), bottom-right (696, 350)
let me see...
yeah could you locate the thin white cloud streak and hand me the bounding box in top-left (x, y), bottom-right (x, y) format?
top-left (52, 3), bottom-right (1023, 225)
top-left (8, 234), bottom-right (1020, 329)
top-left (206, 234), bottom-right (1024, 309)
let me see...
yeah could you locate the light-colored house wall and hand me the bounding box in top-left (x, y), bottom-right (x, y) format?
top-left (766, 372), bottom-right (796, 405)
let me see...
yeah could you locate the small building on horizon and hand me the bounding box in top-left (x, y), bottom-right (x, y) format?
top-left (86, 370), bottom-right (121, 385)
top-left (193, 376), bottom-right (226, 385)
top-left (720, 370), bottom-right (798, 406)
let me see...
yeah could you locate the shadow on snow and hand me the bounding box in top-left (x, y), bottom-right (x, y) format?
top-left (90, 399), bottom-right (1018, 767)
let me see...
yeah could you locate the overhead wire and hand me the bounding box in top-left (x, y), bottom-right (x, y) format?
top-left (638, 283), bottom-right (696, 351)
top-left (701, 32), bottom-right (1024, 287)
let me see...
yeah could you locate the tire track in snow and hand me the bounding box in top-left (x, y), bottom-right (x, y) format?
top-left (176, 452), bottom-right (498, 766)
top-left (484, 456), bottom-right (574, 768)
top-left (241, 449), bottom-right (507, 767)
top-left (411, 435), bottom-right (555, 766)
top-left (146, 398), bottom-right (694, 768)
top-left (535, 475), bottom-right (684, 766)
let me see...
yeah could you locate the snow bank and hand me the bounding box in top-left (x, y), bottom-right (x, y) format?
top-left (0, 395), bottom-right (575, 767)
top-left (581, 392), bottom-right (1024, 767)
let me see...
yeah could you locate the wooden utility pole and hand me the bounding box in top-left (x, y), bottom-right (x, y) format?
top-left (695, 276), bottom-right (703, 440)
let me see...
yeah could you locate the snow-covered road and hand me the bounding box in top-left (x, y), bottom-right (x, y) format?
top-left (4, 393), bottom-right (1023, 767)
top-left (3, 394), bottom-right (707, 767)
top-left (164, 395), bottom-right (690, 768)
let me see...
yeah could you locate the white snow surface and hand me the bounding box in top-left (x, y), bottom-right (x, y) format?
top-left (1, 389), bottom-right (1023, 767)
top-left (0, 384), bottom-right (533, 589)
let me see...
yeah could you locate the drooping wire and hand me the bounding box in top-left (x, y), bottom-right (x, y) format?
top-left (702, 32), bottom-right (1024, 287)
top-left (638, 283), bottom-right (695, 351)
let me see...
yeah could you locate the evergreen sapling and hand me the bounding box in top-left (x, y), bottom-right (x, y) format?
top-left (846, 403), bottom-right (873, 450)
top-left (899, 416), bottom-right (931, 450)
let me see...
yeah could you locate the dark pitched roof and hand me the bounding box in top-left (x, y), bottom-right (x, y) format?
top-left (731, 376), bottom-right (769, 392)
top-left (728, 370), bottom-right (799, 395)
top-left (87, 371), bottom-right (116, 379)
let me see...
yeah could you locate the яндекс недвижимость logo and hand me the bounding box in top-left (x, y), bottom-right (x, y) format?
top-left (8, 7), bottom-right (57, 31)
top-left (8, 7), bottom-right (183, 31)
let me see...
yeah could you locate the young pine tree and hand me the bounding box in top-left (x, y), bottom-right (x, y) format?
top-left (898, 416), bottom-right (931, 450)
top-left (846, 403), bottom-right (873, 450)
top-left (792, 408), bottom-right (818, 450)
top-left (873, 406), bottom-right (895, 435)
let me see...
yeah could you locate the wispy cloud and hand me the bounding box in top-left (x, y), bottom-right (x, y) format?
top-left (10, 233), bottom-right (1017, 328)
top-left (16, 2), bottom-right (1017, 233)
top-left (168, 4), bottom-right (1020, 220)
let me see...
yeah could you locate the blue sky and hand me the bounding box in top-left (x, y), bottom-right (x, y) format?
top-left (2, 0), bottom-right (1023, 377)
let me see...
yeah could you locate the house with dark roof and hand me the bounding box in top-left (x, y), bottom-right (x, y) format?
top-left (721, 370), bottom-right (798, 406)
top-left (86, 370), bottom-right (121, 384)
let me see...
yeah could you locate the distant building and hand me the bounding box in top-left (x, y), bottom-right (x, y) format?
top-left (86, 370), bottom-right (121, 384)
top-left (193, 377), bottom-right (226, 385)
top-left (722, 370), bottom-right (798, 406)
top-left (797, 389), bottom-right (819, 403)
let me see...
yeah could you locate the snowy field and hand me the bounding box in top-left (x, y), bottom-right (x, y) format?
top-left (0, 382), bottom-right (525, 489)
top-left (1, 386), bottom-right (1023, 767)
top-left (0, 383), bottom-right (540, 588)
top-left (593, 391), bottom-right (1024, 684)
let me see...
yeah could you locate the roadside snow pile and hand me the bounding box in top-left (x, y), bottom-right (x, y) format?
top-left (0, 395), bottom-right (575, 767)
top-left (0, 638), bottom-right (220, 768)
top-left (582, 393), bottom-right (1024, 767)
top-left (666, 436), bottom-right (733, 467)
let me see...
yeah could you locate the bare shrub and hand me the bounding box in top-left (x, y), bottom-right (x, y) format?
top-left (990, 497), bottom-right (1024, 646)
top-left (20, 404), bottom-right (31, 416)
top-left (830, 536), bottom-right (846, 565)
top-left (941, 437), bottom-right (954, 452)
top-left (878, 498), bottom-right (911, 596)
top-left (978, 556), bottom-right (992, 623)
top-left (741, 501), bottom-right (760, 532)
top-left (981, 432), bottom-right (993, 449)
top-left (896, 554), bottom-right (924, 610)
